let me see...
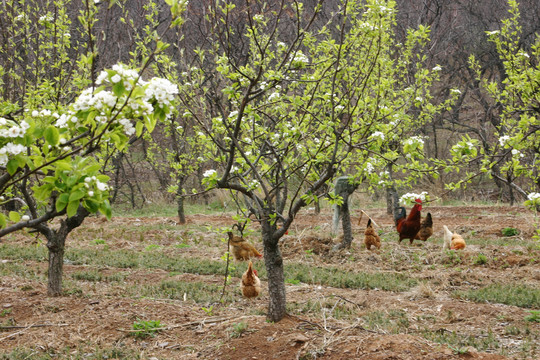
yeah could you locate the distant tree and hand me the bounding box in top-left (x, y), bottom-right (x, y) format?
top-left (443, 0), bottom-right (540, 204)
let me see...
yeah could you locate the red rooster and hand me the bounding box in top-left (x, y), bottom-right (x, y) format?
top-left (394, 199), bottom-right (422, 245)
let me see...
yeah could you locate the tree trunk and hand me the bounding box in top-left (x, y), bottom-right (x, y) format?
top-left (177, 175), bottom-right (186, 224)
top-left (177, 195), bottom-right (186, 224)
top-left (314, 199), bottom-right (321, 214)
top-left (46, 232), bottom-right (65, 296)
top-left (262, 221), bottom-right (286, 322)
top-left (385, 163), bottom-right (398, 215)
top-left (339, 203), bottom-right (353, 248)
top-left (38, 206), bottom-right (90, 297)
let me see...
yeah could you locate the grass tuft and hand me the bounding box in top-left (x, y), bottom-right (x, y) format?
top-left (454, 283), bottom-right (540, 308)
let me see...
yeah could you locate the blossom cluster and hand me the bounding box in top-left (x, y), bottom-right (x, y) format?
top-left (399, 191), bottom-right (428, 205)
top-left (0, 117), bottom-right (30, 139)
top-left (288, 51), bottom-right (309, 69)
top-left (96, 63), bottom-right (143, 90)
top-left (0, 143), bottom-right (27, 166)
top-left (0, 117), bottom-right (30, 166)
top-left (84, 176), bottom-right (110, 197)
top-left (370, 131), bottom-right (385, 141)
top-left (57, 64), bottom-right (178, 136)
top-left (203, 169), bottom-right (217, 178)
top-left (145, 77), bottom-right (179, 108)
top-left (404, 136), bottom-right (424, 146)
top-left (527, 193), bottom-right (540, 202)
top-left (365, 162), bottom-right (375, 174)
top-left (498, 135), bottom-right (511, 147)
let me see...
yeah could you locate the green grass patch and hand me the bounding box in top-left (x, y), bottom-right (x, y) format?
top-left (70, 270), bottom-right (127, 283)
top-left (501, 227), bottom-right (519, 237)
top-left (421, 328), bottom-right (500, 354)
top-left (0, 261), bottom-right (44, 280)
top-left (131, 319), bottom-right (163, 338)
top-left (0, 244), bottom-right (416, 293)
top-left (135, 280), bottom-right (236, 303)
top-left (284, 263), bottom-right (417, 292)
top-left (454, 283), bottom-right (540, 308)
top-left (525, 310), bottom-right (540, 322)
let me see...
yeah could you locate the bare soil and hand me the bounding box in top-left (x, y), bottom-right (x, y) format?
top-left (1, 205), bottom-right (539, 359)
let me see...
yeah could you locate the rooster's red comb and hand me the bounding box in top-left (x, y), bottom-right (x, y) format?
top-left (415, 198), bottom-right (422, 203)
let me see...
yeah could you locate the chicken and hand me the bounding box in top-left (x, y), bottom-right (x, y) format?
top-left (394, 198), bottom-right (422, 244)
top-left (228, 232), bottom-right (263, 261)
top-left (415, 212), bottom-right (433, 242)
top-left (442, 225), bottom-right (466, 250)
top-left (241, 261), bottom-right (262, 298)
top-left (364, 218), bottom-right (381, 250)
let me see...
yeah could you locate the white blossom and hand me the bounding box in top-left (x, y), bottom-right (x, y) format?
top-left (404, 136), bottom-right (424, 146)
top-left (21, 215), bottom-right (30, 221)
top-left (527, 193), bottom-right (540, 201)
top-left (498, 135), bottom-right (511, 147)
top-left (96, 181), bottom-right (109, 191)
top-left (145, 77), bottom-right (179, 107)
top-left (432, 65), bottom-right (442, 71)
top-left (203, 169), bottom-right (217, 178)
top-left (370, 131), bottom-right (385, 141)
top-left (400, 191), bottom-right (428, 204)
top-left (288, 51), bottom-right (309, 68)
top-left (111, 74), bottom-right (122, 83)
top-left (365, 162), bottom-right (374, 174)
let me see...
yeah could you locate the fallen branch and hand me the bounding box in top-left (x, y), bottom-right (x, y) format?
top-left (118, 315), bottom-right (258, 333)
top-left (287, 313), bottom-right (330, 332)
top-left (357, 209), bottom-right (379, 228)
top-left (0, 323), bottom-right (69, 330)
top-left (0, 322), bottom-right (69, 341)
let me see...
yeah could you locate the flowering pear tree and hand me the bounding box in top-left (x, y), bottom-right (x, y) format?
top-left (442, 0), bottom-right (540, 208)
top-left (0, 64), bottom-right (178, 295)
top-left (0, 0), bottom-right (182, 296)
top-left (178, 0), bottom-right (456, 322)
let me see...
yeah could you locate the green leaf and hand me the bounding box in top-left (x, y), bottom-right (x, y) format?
top-left (69, 189), bottom-right (86, 202)
top-left (112, 82), bottom-right (125, 97)
top-left (55, 193), bottom-right (70, 212)
top-left (100, 199), bottom-right (112, 219)
top-left (0, 213), bottom-right (6, 228)
top-left (66, 175), bottom-right (79, 187)
top-left (8, 211), bottom-right (20, 223)
top-left (56, 161), bottom-right (72, 171)
top-left (6, 158), bottom-right (19, 175)
top-left (136, 121), bottom-right (144, 137)
top-left (84, 199), bottom-right (100, 213)
top-left (145, 115), bottom-right (157, 132)
top-left (67, 200), bottom-right (80, 217)
top-left (44, 125), bottom-right (60, 146)
top-left (85, 164), bottom-right (102, 175)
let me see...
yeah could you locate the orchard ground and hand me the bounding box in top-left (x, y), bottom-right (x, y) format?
top-left (0, 203), bottom-right (539, 359)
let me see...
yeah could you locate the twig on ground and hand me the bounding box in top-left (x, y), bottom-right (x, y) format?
top-left (287, 313), bottom-right (330, 332)
top-left (0, 323), bottom-right (68, 331)
top-left (118, 315), bottom-right (259, 333)
top-left (0, 322), bottom-right (49, 341)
